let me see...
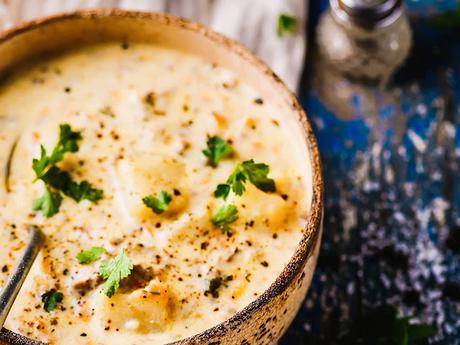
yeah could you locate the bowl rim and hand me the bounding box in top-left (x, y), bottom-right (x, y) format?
top-left (0, 9), bottom-right (323, 345)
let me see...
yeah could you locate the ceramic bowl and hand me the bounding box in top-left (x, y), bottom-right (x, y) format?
top-left (0, 10), bottom-right (323, 345)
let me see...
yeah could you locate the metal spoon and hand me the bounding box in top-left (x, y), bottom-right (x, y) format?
top-left (0, 226), bottom-right (45, 329)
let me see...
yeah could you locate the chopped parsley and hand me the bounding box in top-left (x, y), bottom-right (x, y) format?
top-left (202, 135), bottom-right (234, 167)
top-left (214, 159), bottom-right (276, 200)
top-left (32, 186), bottom-right (63, 218)
top-left (76, 247), bottom-right (106, 264)
top-left (214, 183), bottom-right (231, 200)
top-left (393, 316), bottom-right (436, 345)
top-left (41, 289), bottom-right (63, 312)
top-left (205, 277), bottom-right (223, 298)
top-left (32, 124), bottom-right (103, 217)
top-left (64, 179), bottom-right (104, 202)
top-left (99, 249), bottom-right (133, 298)
top-left (338, 305), bottom-right (435, 345)
top-left (211, 160), bottom-right (275, 233)
top-left (40, 166), bottom-right (102, 202)
top-left (204, 275), bottom-right (233, 298)
top-left (277, 14), bottom-right (297, 37)
top-left (212, 203), bottom-right (239, 234)
top-left (142, 191), bottom-right (172, 214)
top-left (39, 166), bottom-right (70, 191)
top-left (33, 124), bottom-right (81, 178)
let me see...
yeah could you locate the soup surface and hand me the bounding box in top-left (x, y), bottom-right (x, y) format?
top-left (0, 42), bottom-right (310, 344)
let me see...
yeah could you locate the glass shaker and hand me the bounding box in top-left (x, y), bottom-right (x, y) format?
top-left (316, 0), bottom-right (412, 86)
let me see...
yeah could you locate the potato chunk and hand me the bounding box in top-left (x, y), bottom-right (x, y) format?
top-left (113, 152), bottom-right (189, 227)
top-left (95, 279), bottom-right (172, 333)
top-left (234, 185), bottom-right (289, 230)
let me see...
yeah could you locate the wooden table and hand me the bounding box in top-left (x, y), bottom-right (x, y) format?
top-left (281, 2), bottom-right (460, 344)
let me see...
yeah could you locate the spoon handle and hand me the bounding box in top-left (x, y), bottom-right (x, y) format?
top-left (0, 226), bottom-right (45, 328)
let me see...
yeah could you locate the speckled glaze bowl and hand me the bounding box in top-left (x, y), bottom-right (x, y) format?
top-left (0, 10), bottom-right (323, 345)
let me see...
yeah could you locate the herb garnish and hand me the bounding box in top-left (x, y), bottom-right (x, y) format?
top-left (99, 249), bottom-right (133, 298)
top-left (394, 317), bottom-right (436, 345)
top-left (204, 275), bottom-right (233, 298)
top-left (33, 124), bottom-right (81, 178)
top-left (211, 160), bottom-right (275, 234)
top-left (41, 289), bottom-right (64, 312)
top-left (205, 277), bottom-right (223, 298)
top-left (336, 305), bottom-right (435, 345)
top-left (211, 204), bottom-right (239, 234)
top-left (76, 247), bottom-right (106, 264)
top-left (40, 166), bottom-right (103, 202)
top-left (32, 124), bottom-right (103, 217)
top-left (214, 159), bottom-right (276, 200)
top-left (32, 186), bottom-right (63, 218)
top-left (202, 136), bottom-right (234, 167)
top-left (142, 191), bottom-right (172, 214)
top-left (277, 14), bottom-right (297, 37)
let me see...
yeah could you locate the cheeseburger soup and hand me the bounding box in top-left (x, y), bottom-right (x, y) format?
top-left (0, 42), bottom-right (310, 344)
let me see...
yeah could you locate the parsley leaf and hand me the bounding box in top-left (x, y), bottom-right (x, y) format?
top-left (241, 160), bottom-right (276, 193)
top-left (214, 159), bottom-right (276, 200)
top-left (226, 167), bottom-right (247, 196)
top-left (76, 247), bottom-right (106, 264)
top-left (142, 191), bottom-right (172, 214)
top-left (64, 180), bottom-right (104, 202)
top-left (40, 166), bottom-right (71, 191)
top-left (32, 145), bottom-right (50, 179)
top-left (394, 316), bottom-right (436, 345)
top-left (214, 184), bottom-right (231, 200)
top-left (212, 160), bottom-right (275, 233)
top-left (33, 124), bottom-right (82, 179)
top-left (41, 289), bottom-right (64, 312)
top-left (406, 323), bottom-right (436, 342)
top-left (49, 124), bottom-right (82, 165)
top-left (32, 187), bottom-right (63, 218)
top-left (277, 14), bottom-right (297, 37)
top-left (41, 166), bottom-right (103, 202)
top-left (212, 203), bottom-right (239, 234)
top-left (202, 136), bottom-right (234, 167)
top-left (99, 249), bottom-right (133, 298)
top-left (32, 124), bottom-right (103, 217)
top-left (338, 305), bottom-right (435, 345)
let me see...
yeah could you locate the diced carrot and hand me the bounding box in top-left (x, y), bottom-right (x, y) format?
top-left (212, 112), bottom-right (227, 127)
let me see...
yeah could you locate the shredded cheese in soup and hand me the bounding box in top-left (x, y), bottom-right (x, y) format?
top-left (0, 42), bottom-right (309, 344)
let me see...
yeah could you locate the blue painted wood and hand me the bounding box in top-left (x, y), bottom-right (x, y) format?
top-left (281, 2), bottom-right (460, 344)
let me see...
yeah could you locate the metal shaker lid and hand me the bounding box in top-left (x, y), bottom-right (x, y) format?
top-left (331, 0), bottom-right (403, 29)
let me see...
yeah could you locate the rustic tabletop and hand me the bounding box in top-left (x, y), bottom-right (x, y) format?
top-left (281, 1), bottom-right (460, 344)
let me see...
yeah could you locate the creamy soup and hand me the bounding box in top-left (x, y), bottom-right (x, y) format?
top-left (0, 42), bottom-right (310, 344)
